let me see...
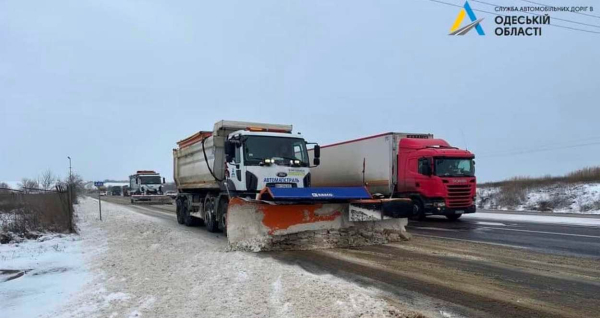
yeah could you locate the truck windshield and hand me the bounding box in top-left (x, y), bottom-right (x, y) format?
top-left (434, 158), bottom-right (475, 177)
top-left (140, 176), bottom-right (161, 184)
top-left (243, 136), bottom-right (308, 166)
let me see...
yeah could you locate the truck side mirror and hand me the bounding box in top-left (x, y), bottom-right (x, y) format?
top-left (313, 158), bottom-right (320, 166)
top-left (162, 177), bottom-right (166, 184)
top-left (225, 141), bottom-right (235, 162)
top-left (136, 178), bottom-right (139, 184)
top-left (313, 145), bottom-right (321, 158)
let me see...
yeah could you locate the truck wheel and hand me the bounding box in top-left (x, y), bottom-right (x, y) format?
top-left (175, 200), bottom-right (184, 225)
top-left (183, 204), bottom-right (197, 227)
top-left (217, 198), bottom-right (229, 236)
top-left (204, 195), bottom-right (218, 233)
top-left (411, 199), bottom-right (426, 221)
top-left (446, 214), bottom-right (462, 221)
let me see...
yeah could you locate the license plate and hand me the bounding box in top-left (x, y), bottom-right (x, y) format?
top-left (275, 184), bottom-right (292, 188)
top-left (455, 210), bottom-right (464, 214)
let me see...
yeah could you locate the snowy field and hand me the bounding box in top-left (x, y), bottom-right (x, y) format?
top-left (477, 183), bottom-right (600, 214)
top-left (0, 197), bottom-right (418, 318)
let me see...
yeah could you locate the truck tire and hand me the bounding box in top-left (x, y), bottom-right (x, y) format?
top-left (411, 199), bottom-right (426, 221)
top-left (446, 214), bottom-right (462, 221)
top-left (204, 195), bottom-right (218, 233)
top-left (183, 204), bottom-right (198, 227)
top-left (217, 197), bottom-right (229, 236)
top-left (175, 200), bottom-right (184, 225)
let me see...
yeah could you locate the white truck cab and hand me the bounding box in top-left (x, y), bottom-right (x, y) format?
top-left (129, 170), bottom-right (166, 195)
top-left (225, 130), bottom-right (312, 194)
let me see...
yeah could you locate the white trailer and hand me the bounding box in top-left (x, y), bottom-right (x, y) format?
top-left (309, 133), bottom-right (432, 196)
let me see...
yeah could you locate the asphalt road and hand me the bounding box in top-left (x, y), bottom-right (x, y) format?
top-left (407, 210), bottom-right (600, 259)
top-left (101, 196), bottom-right (600, 318)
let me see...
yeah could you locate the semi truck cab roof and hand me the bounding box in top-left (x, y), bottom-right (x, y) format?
top-left (400, 138), bottom-right (474, 158)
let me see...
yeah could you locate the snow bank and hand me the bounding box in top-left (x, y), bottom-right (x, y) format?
top-left (0, 233), bottom-right (90, 318)
top-left (45, 197), bottom-right (418, 318)
top-left (478, 183), bottom-right (600, 214)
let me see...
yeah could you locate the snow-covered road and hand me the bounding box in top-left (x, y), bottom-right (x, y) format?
top-left (2, 197), bottom-right (419, 318)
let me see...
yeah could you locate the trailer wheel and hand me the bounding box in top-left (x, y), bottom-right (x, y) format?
top-left (204, 195), bottom-right (218, 233)
top-left (446, 214), bottom-right (462, 221)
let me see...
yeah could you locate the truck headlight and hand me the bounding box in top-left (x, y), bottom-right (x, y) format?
top-left (433, 202), bottom-right (446, 208)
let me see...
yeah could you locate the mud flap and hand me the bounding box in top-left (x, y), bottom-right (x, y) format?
top-left (227, 197), bottom-right (411, 252)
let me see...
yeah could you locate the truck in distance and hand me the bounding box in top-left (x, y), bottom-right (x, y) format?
top-left (129, 170), bottom-right (171, 204)
top-left (310, 133), bottom-right (476, 220)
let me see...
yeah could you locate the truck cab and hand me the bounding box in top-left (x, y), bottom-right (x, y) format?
top-left (129, 170), bottom-right (166, 195)
top-left (397, 138), bottom-right (476, 219)
top-left (224, 130), bottom-right (313, 196)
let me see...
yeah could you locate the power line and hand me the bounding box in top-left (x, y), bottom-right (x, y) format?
top-left (519, 0), bottom-right (600, 20)
top-left (471, 0), bottom-right (600, 29)
top-left (425, 0), bottom-right (600, 34)
top-left (480, 135), bottom-right (600, 156)
top-left (477, 141), bottom-right (600, 158)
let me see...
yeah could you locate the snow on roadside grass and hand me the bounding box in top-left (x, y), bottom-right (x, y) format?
top-left (477, 183), bottom-right (600, 214)
top-left (49, 197), bottom-right (419, 318)
top-left (0, 233), bottom-right (89, 318)
top-left (467, 212), bottom-right (600, 227)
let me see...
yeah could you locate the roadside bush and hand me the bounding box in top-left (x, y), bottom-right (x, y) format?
top-left (496, 183), bottom-right (527, 208)
top-left (579, 200), bottom-right (600, 212)
top-left (0, 191), bottom-right (73, 238)
top-left (480, 166), bottom-right (600, 188)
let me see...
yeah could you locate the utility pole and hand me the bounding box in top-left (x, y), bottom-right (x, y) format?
top-left (67, 156), bottom-right (73, 232)
top-left (68, 156), bottom-right (72, 182)
top-left (98, 190), bottom-right (102, 221)
top-left (94, 181), bottom-right (104, 221)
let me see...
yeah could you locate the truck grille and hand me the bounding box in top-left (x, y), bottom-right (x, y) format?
top-left (446, 184), bottom-right (472, 208)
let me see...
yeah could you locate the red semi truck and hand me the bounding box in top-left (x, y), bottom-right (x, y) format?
top-left (309, 133), bottom-right (476, 220)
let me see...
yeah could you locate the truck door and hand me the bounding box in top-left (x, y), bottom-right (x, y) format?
top-left (229, 145), bottom-right (245, 191)
top-left (405, 158), bottom-right (419, 192)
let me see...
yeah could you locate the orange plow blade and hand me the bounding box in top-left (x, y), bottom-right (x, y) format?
top-left (226, 197), bottom-right (411, 252)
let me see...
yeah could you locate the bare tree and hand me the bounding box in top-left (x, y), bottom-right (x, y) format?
top-left (0, 182), bottom-right (10, 193)
top-left (19, 178), bottom-right (40, 193)
top-left (59, 173), bottom-right (85, 203)
top-left (40, 169), bottom-right (56, 191)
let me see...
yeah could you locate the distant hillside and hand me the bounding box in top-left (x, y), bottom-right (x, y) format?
top-left (477, 167), bottom-right (600, 214)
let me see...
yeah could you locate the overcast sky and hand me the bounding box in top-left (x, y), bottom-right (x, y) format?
top-left (1, 0), bottom-right (599, 183)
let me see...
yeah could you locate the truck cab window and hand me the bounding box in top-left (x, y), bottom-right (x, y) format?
top-left (235, 145), bottom-right (241, 164)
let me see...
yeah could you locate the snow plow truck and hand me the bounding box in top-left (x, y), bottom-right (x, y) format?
top-left (129, 171), bottom-right (171, 204)
top-left (172, 120), bottom-right (415, 251)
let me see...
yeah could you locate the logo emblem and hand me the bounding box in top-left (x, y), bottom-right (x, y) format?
top-left (449, 1), bottom-right (485, 36)
top-left (277, 172), bottom-right (288, 177)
